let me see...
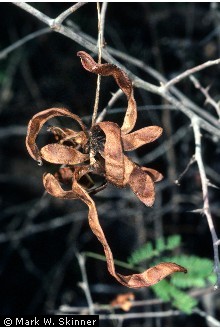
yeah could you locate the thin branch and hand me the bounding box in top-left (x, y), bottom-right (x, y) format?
top-left (163, 58), bottom-right (220, 90)
top-left (0, 211), bottom-right (86, 244)
top-left (92, 3), bottom-right (102, 126)
top-left (11, 2), bottom-right (220, 137)
top-left (96, 89), bottom-right (123, 123)
top-left (11, 2), bottom-right (164, 94)
top-left (67, 26), bottom-right (220, 129)
top-left (175, 155), bottom-right (196, 185)
top-left (194, 308), bottom-right (220, 327)
top-left (141, 124), bottom-right (190, 163)
top-left (190, 75), bottom-right (220, 120)
top-left (54, 286), bottom-right (218, 314)
top-left (135, 79), bottom-right (220, 138)
top-left (99, 310), bottom-right (182, 320)
top-left (76, 253), bottom-right (95, 315)
top-left (0, 27), bottom-right (51, 60)
top-left (92, 2), bottom-right (108, 126)
top-left (13, 2), bottom-right (53, 26)
top-left (54, 2), bottom-right (87, 26)
top-left (192, 118), bottom-right (220, 288)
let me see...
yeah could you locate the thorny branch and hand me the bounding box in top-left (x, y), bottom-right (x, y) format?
top-left (192, 119), bottom-right (220, 288)
top-left (162, 58), bottom-right (220, 90)
top-left (56, 305), bottom-right (220, 326)
top-left (12, 2), bottom-right (220, 137)
top-left (190, 75), bottom-right (220, 120)
top-left (2, 1), bottom-right (220, 322)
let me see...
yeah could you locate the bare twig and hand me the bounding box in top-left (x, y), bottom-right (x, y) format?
top-left (92, 3), bottom-right (102, 126)
top-left (55, 304), bottom-right (220, 325)
top-left (0, 51), bottom-right (22, 113)
top-left (136, 79), bottom-right (220, 138)
top-left (0, 27), bottom-right (51, 60)
top-left (100, 310), bottom-right (182, 320)
top-left (190, 75), bottom-right (220, 120)
top-left (108, 46), bottom-right (220, 129)
top-left (0, 211), bottom-right (86, 244)
top-left (53, 2), bottom-right (87, 27)
top-left (162, 58), bottom-right (220, 90)
top-left (141, 124), bottom-right (190, 163)
top-left (194, 308), bottom-right (220, 327)
top-left (76, 253), bottom-right (95, 315)
top-left (0, 125), bottom-right (27, 138)
top-left (175, 155), bottom-right (196, 185)
top-left (92, 2), bottom-right (107, 125)
top-left (10, 2), bottom-right (220, 137)
top-left (55, 285), bottom-right (218, 314)
top-left (96, 89), bottom-right (123, 123)
top-left (13, 2), bottom-right (54, 26)
top-left (11, 0), bottom-right (220, 295)
top-left (192, 118), bottom-right (220, 288)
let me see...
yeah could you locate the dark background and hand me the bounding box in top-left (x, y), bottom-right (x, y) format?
top-left (0, 2), bottom-right (220, 326)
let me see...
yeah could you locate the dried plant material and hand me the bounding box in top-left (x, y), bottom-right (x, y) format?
top-left (26, 107), bottom-right (88, 165)
top-left (43, 173), bottom-right (78, 199)
top-left (110, 293), bottom-right (135, 311)
top-left (77, 51), bottom-right (137, 134)
top-left (141, 167), bottom-right (163, 183)
top-left (96, 121), bottom-right (124, 187)
top-left (128, 165), bottom-right (155, 207)
top-left (122, 126), bottom-right (163, 151)
top-left (26, 51), bottom-right (187, 288)
top-left (41, 144), bottom-right (89, 165)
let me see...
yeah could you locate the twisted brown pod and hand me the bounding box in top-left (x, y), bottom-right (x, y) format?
top-left (25, 52), bottom-right (187, 288)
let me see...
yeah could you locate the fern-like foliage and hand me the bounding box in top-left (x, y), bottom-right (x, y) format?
top-left (127, 235), bottom-right (181, 265)
top-left (127, 235), bottom-right (216, 314)
top-left (152, 280), bottom-right (198, 314)
top-left (163, 255), bottom-right (216, 289)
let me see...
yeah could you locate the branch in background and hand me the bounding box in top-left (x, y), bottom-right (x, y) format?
top-left (53, 2), bottom-right (88, 27)
top-left (5, 2), bottom-right (220, 322)
top-left (175, 155), bottom-right (196, 185)
top-left (11, 0), bottom-right (220, 276)
top-left (192, 118), bottom-right (220, 288)
top-left (136, 79), bottom-right (220, 138)
top-left (9, 2), bottom-right (220, 138)
top-left (92, 2), bottom-right (107, 126)
top-left (96, 89), bottom-right (123, 123)
top-left (162, 58), bottom-right (220, 90)
top-left (54, 305), bottom-right (220, 326)
top-left (0, 27), bottom-right (51, 60)
top-left (190, 75), bottom-right (220, 120)
top-left (76, 253), bottom-right (95, 315)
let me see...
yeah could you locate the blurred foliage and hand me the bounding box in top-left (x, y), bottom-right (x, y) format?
top-left (128, 235), bottom-right (216, 314)
top-left (0, 3), bottom-right (219, 326)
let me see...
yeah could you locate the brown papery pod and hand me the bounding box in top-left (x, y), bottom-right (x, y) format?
top-left (48, 126), bottom-right (87, 145)
top-left (77, 51), bottom-right (137, 134)
top-left (43, 173), bottom-right (78, 199)
top-left (95, 121), bottom-right (124, 187)
top-left (122, 155), bottom-right (156, 206)
top-left (26, 107), bottom-right (88, 165)
top-left (41, 144), bottom-right (89, 165)
top-left (122, 126), bottom-right (163, 151)
top-left (70, 168), bottom-right (187, 288)
top-left (141, 166), bottom-right (163, 183)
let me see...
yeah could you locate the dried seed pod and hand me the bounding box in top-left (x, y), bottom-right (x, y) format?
top-left (77, 51), bottom-right (137, 134)
top-left (26, 107), bottom-right (88, 165)
top-left (25, 52), bottom-right (187, 289)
